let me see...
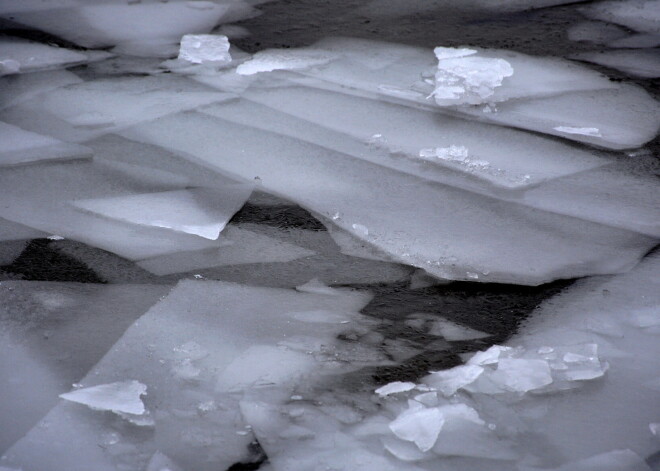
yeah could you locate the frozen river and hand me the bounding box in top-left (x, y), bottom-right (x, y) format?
top-left (0, 0), bottom-right (659, 470)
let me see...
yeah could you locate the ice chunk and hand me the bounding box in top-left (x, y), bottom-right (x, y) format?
top-left (0, 37), bottom-right (103, 75)
top-left (178, 34), bottom-right (231, 64)
top-left (427, 318), bottom-right (491, 341)
top-left (432, 47), bottom-right (514, 105)
top-left (0, 121), bottom-right (92, 167)
top-left (491, 358), bottom-right (553, 392)
top-left (295, 278), bottom-right (341, 296)
top-left (59, 380), bottom-right (147, 416)
top-left (0, 217), bottom-right (46, 241)
top-left (389, 405), bottom-right (444, 452)
top-left (581, 0), bottom-right (660, 34)
top-left (553, 126), bottom-right (602, 137)
top-left (468, 345), bottom-right (514, 366)
top-left (572, 49), bottom-right (660, 78)
top-left (376, 382), bottom-right (417, 397)
top-left (72, 186), bottom-right (252, 240)
top-left (425, 364), bottom-right (484, 396)
top-left (237, 48), bottom-right (338, 75)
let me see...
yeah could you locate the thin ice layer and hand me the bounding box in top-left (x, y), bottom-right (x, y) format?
top-left (0, 1), bottom-right (242, 50)
top-left (136, 225), bottom-right (316, 275)
top-left (123, 110), bottom-right (655, 285)
top-left (0, 70), bottom-right (83, 110)
top-left (1, 280), bottom-right (372, 471)
top-left (572, 49), bottom-right (660, 78)
top-left (1, 75), bottom-right (235, 143)
top-left (72, 185), bottom-right (252, 240)
top-left (0, 37), bottom-right (104, 76)
top-left (0, 122), bottom-right (92, 167)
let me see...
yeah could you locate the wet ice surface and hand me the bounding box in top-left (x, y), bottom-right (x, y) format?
top-left (0, 0), bottom-right (659, 470)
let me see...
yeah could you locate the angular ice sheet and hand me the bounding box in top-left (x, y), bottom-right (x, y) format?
top-left (72, 185), bottom-right (252, 240)
top-left (0, 122), bottom-right (92, 167)
top-left (0, 70), bottom-right (83, 110)
top-left (2, 280), bottom-right (372, 471)
top-left (124, 108), bottom-right (656, 285)
top-left (59, 381), bottom-right (147, 415)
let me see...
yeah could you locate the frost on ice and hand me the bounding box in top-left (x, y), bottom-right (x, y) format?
top-left (432, 47), bottom-right (514, 105)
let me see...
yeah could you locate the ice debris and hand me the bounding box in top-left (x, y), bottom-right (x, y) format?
top-left (59, 380), bottom-right (147, 416)
top-left (178, 34), bottom-right (231, 65)
top-left (553, 126), bottom-right (602, 137)
top-left (432, 47), bottom-right (513, 106)
top-left (389, 404), bottom-right (444, 452)
top-left (375, 381), bottom-right (417, 397)
top-left (236, 48), bottom-right (338, 75)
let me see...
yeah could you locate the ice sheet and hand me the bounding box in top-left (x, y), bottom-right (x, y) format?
top-left (581, 0), bottom-right (660, 34)
top-left (573, 49), bottom-right (660, 78)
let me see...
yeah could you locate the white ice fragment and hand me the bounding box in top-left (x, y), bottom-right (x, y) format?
top-left (426, 364), bottom-right (484, 396)
top-left (375, 381), bottom-right (416, 397)
top-left (389, 406), bottom-right (444, 452)
top-left (295, 278), bottom-right (339, 296)
top-left (554, 126), bottom-right (602, 137)
top-left (59, 380), bottom-right (147, 416)
top-left (432, 47), bottom-right (513, 106)
top-left (467, 345), bottom-right (514, 366)
top-left (650, 423), bottom-right (660, 437)
top-left (492, 358), bottom-right (553, 392)
top-left (178, 35), bottom-right (231, 65)
top-left (428, 318), bottom-right (491, 341)
top-left (236, 48), bottom-right (337, 75)
top-left (352, 223), bottom-right (369, 237)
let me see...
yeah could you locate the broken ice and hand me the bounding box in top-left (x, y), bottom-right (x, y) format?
top-left (59, 380), bottom-right (147, 416)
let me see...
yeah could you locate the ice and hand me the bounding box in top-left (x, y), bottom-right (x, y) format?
top-left (2, 75), bottom-right (235, 143)
top-left (581, 0), bottom-right (660, 34)
top-left (146, 451), bottom-right (183, 471)
top-left (608, 33), bottom-right (660, 48)
top-left (0, 70), bottom-right (83, 111)
top-left (572, 49), bottom-right (660, 78)
top-left (424, 364), bottom-right (485, 396)
top-left (0, 121), bottom-right (92, 167)
top-left (59, 380), bottom-right (147, 415)
top-left (237, 48), bottom-right (338, 75)
top-left (0, 217), bottom-right (46, 242)
top-left (521, 449), bottom-right (652, 471)
top-left (295, 278), bottom-right (341, 296)
top-left (235, 86), bottom-right (610, 189)
top-left (432, 47), bottom-right (514, 105)
top-left (0, 1), bottom-right (244, 51)
top-left (124, 109), bottom-right (656, 285)
top-left (467, 345), bottom-right (514, 366)
top-left (72, 185), bottom-right (252, 240)
top-left (491, 358), bottom-right (553, 392)
top-left (0, 37), bottom-right (104, 76)
top-left (390, 405), bottom-right (444, 452)
top-left (376, 381), bottom-right (417, 397)
top-left (567, 21), bottom-right (629, 44)
top-left (427, 318), bottom-right (491, 341)
top-left (137, 225), bottom-right (315, 275)
top-left (2, 280), bottom-right (372, 471)
top-left (553, 126), bottom-right (602, 137)
top-left (178, 34), bottom-right (231, 64)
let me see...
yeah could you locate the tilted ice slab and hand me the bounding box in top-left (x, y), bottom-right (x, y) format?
top-left (72, 185), bottom-right (252, 240)
top-left (0, 70), bottom-right (82, 110)
top-left (581, 0), bottom-right (660, 34)
top-left (0, 0), bottom-right (256, 52)
top-left (0, 281), bottom-right (168, 453)
top-left (572, 49), bottom-right (660, 78)
top-left (123, 110), bottom-right (656, 285)
top-left (1, 75), bottom-right (235, 143)
top-left (136, 224), bottom-right (316, 275)
top-left (0, 121), bottom-right (92, 167)
top-left (233, 85), bottom-right (610, 189)
top-left (255, 37), bottom-right (657, 149)
top-left (1, 280), bottom-right (372, 471)
top-left (0, 217), bottom-right (46, 242)
top-left (0, 37), bottom-right (110, 76)
top-left (0, 160), bottom-right (239, 260)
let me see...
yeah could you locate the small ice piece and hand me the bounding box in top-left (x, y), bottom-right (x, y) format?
top-left (389, 405), bottom-right (444, 452)
top-left (295, 278), bottom-right (339, 296)
top-left (559, 344), bottom-right (608, 381)
top-left (375, 381), bottom-right (417, 397)
top-left (467, 345), bottom-right (514, 366)
top-left (650, 423), bottom-right (660, 437)
top-left (352, 223), bottom-right (369, 237)
top-left (59, 380), bottom-right (147, 415)
top-left (428, 318), bottom-right (491, 341)
top-left (554, 126), bottom-right (602, 137)
top-left (425, 364), bottom-right (484, 396)
top-left (236, 48), bottom-right (337, 75)
top-left (432, 47), bottom-right (513, 106)
top-left (491, 358), bottom-right (553, 392)
top-left (178, 35), bottom-right (231, 65)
